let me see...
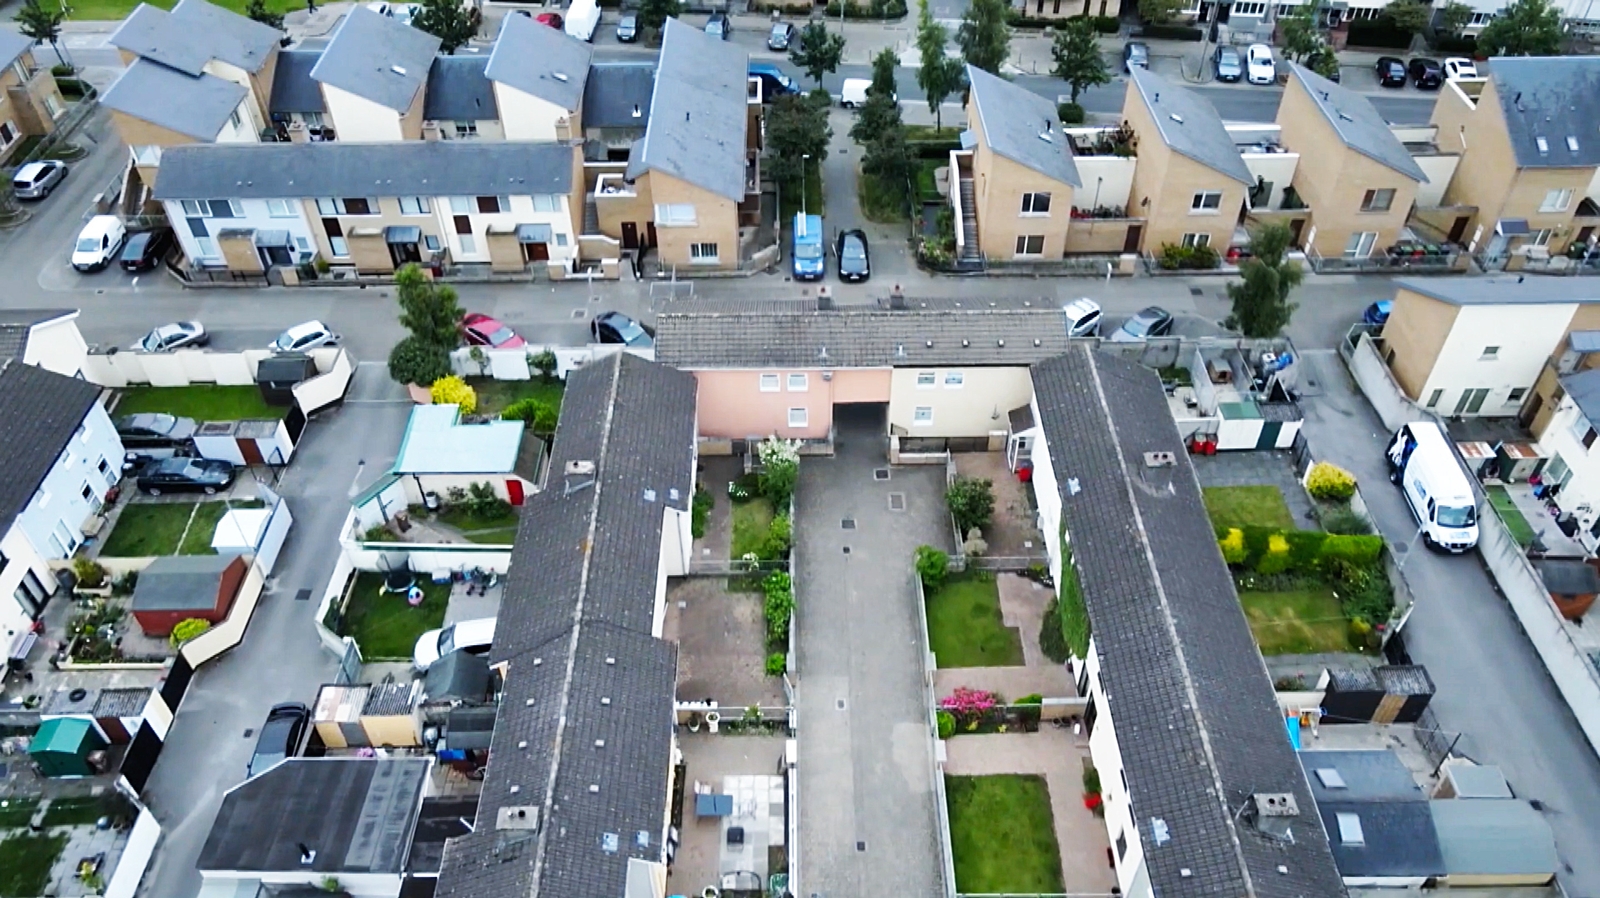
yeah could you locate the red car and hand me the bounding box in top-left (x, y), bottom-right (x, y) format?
top-left (462, 313), bottom-right (526, 349)
top-left (536, 11), bottom-right (562, 28)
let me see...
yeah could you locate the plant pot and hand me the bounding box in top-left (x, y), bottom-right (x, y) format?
top-left (406, 383), bottom-right (432, 404)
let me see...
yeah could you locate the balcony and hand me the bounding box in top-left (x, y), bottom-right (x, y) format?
top-left (595, 172), bottom-right (635, 199)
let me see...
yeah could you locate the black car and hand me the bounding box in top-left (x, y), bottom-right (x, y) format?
top-left (116, 413), bottom-right (197, 453)
top-left (247, 703), bottom-right (309, 778)
top-left (120, 228), bottom-right (175, 272)
top-left (836, 229), bottom-right (870, 282)
top-left (767, 21), bottom-right (796, 51)
top-left (1109, 306), bottom-right (1175, 342)
top-left (1375, 56), bottom-right (1407, 88)
top-left (1408, 57), bottom-right (1443, 89)
top-left (1122, 41), bottom-right (1149, 73)
top-left (705, 12), bottom-right (731, 39)
top-left (616, 12), bottom-right (637, 41)
top-left (137, 457), bottom-right (236, 496)
top-left (591, 311), bottom-right (654, 348)
top-left (1214, 46), bottom-right (1242, 82)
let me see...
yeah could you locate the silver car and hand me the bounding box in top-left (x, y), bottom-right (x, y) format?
top-left (13, 160), bottom-right (67, 200)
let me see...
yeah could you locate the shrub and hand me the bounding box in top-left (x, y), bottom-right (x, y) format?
top-left (764, 513), bottom-right (793, 559)
top-left (169, 617), bottom-right (211, 648)
top-left (691, 487), bottom-right (713, 540)
top-left (1218, 528), bottom-right (1247, 565)
top-left (1321, 506), bottom-right (1373, 535)
top-left (915, 545), bottom-right (949, 591)
top-left (1256, 533), bottom-right (1292, 575)
top-left (765, 652), bottom-right (787, 676)
top-left (1137, 23), bottom-right (1202, 40)
top-left (1346, 17), bottom-right (1412, 47)
top-left (1089, 14), bottom-right (1121, 32)
top-left (1057, 101), bottom-right (1086, 125)
top-left (363, 524), bottom-right (392, 542)
top-left (1283, 529), bottom-right (1329, 571)
top-left (1306, 461), bottom-right (1357, 501)
top-left (1348, 616), bottom-right (1375, 651)
top-left (1038, 598), bottom-right (1070, 663)
top-left (961, 528), bottom-right (988, 557)
top-left (502, 397), bottom-right (558, 433)
top-left (1082, 766), bottom-right (1101, 796)
top-left (387, 335), bottom-right (450, 387)
top-left (757, 436), bottom-right (801, 506)
top-left (1158, 242), bottom-right (1221, 270)
top-left (946, 477), bottom-right (995, 535)
top-left (528, 349), bottom-right (558, 382)
top-left (1319, 534), bottom-right (1383, 568)
top-left (728, 472), bottom-right (760, 502)
top-left (763, 571), bottom-right (795, 644)
top-left (461, 481), bottom-right (510, 520)
top-left (72, 557), bottom-right (107, 589)
top-left (51, 63), bottom-right (76, 77)
top-left (430, 375), bottom-right (477, 414)
top-left (936, 710), bottom-right (956, 739)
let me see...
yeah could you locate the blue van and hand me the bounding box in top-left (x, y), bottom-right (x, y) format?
top-left (792, 214), bottom-right (825, 280)
top-left (749, 62), bottom-right (799, 100)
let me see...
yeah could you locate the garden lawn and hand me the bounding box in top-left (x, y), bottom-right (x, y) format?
top-left (1239, 587), bottom-right (1350, 655)
top-left (858, 171), bottom-right (909, 223)
top-left (464, 527), bottom-right (519, 545)
top-left (1486, 485), bottom-right (1538, 548)
top-left (469, 379), bottom-right (565, 418)
top-left (0, 832), bottom-right (66, 898)
top-left (730, 497), bottom-right (776, 560)
top-left (115, 385), bottom-right (285, 421)
top-left (178, 499), bottom-right (264, 555)
top-left (437, 505), bottom-right (520, 533)
top-left (41, 797), bottom-right (110, 827)
top-left (925, 573), bottom-right (1024, 668)
top-left (337, 572), bottom-right (449, 660)
top-left (1202, 485), bottom-right (1296, 531)
top-left (0, 799), bottom-right (38, 828)
top-left (99, 502), bottom-right (196, 557)
top-left (945, 775), bottom-right (1064, 895)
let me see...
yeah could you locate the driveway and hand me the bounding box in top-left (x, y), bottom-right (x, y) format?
top-left (1298, 349), bottom-right (1600, 896)
top-left (135, 363), bottom-right (413, 898)
top-left (795, 405), bottom-right (949, 897)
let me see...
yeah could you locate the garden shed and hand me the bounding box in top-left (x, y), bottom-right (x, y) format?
top-left (30, 717), bottom-right (107, 777)
top-left (131, 555), bottom-right (247, 636)
top-left (256, 353), bottom-right (316, 405)
top-left (1319, 665), bottom-right (1435, 724)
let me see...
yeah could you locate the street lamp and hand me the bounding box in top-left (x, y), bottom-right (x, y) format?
top-left (801, 153), bottom-right (811, 217)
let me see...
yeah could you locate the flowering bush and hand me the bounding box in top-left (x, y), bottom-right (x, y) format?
top-left (170, 617), bottom-right (211, 649)
top-left (1217, 528), bottom-right (1247, 565)
top-left (1257, 533), bottom-right (1292, 575)
top-left (430, 375), bottom-right (477, 415)
top-left (939, 687), bottom-right (1000, 726)
top-left (1306, 461), bottom-right (1357, 502)
top-left (757, 436), bottom-right (801, 505)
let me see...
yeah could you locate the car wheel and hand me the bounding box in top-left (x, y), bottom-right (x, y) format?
top-left (146, 487), bottom-right (161, 496)
top-left (204, 486), bottom-right (218, 495)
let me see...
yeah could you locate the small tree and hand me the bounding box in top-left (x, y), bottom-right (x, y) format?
top-left (1050, 18), bottom-right (1110, 104)
top-left (765, 92), bottom-right (832, 187)
top-left (790, 20), bottom-right (846, 88)
top-left (862, 124), bottom-right (915, 214)
top-left (1138, 0), bottom-right (1186, 24)
top-left (915, 545), bottom-right (949, 591)
top-left (1476, 0), bottom-right (1563, 56)
top-left (869, 46), bottom-right (897, 97)
top-left (412, 0), bottom-right (477, 54)
top-left (1225, 222), bottom-right (1301, 338)
top-left (388, 335), bottom-right (451, 386)
top-left (915, 0), bottom-right (963, 131)
top-left (1382, 0), bottom-right (1431, 34)
top-left (851, 49), bottom-right (902, 144)
top-left (503, 397), bottom-right (559, 433)
top-left (1278, 6), bottom-right (1322, 61)
top-left (245, 0), bottom-right (285, 30)
top-left (395, 263), bottom-right (464, 349)
top-left (16, 0), bottom-right (66, 68)
top-left (528, 349), bottom-right (557, 383)
top-left (957, 0), bottom-right (1010, 75)
top-left (636, 0), bottom-right (680, 35)
top-left (1433, 0), bottom-right (1473, 36)
top-left (430, 375), bottom-right (478, 413)
top-left (756, 436), bottom-right (801, 506)
top-left (946, 476), bottom-right (995, 534)
top-left (170, 618), bottom-right (212, 649)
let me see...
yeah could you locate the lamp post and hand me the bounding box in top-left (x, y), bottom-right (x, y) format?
top-left (801, 153), bottom-right (811, 217)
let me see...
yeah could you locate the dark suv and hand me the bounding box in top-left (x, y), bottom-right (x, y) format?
top-left (247, 703), bottom-right (309, 778)
top-left (1408, 57), bottom-right (1443, 89)
top-left (1375, 56), bottom-right (1407, 88)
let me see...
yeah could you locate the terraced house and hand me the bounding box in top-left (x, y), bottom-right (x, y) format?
top-left (0, 28), bottom-right (70, 165)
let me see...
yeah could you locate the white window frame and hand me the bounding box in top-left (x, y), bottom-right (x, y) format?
top-left (944, 372), bottom-right (964, 388)
top-left (1181, 232), bottom-right (1211, 248)
top-left (760, 373), bottom-right (781, 392)
top-left (181, 199), bottom-right (206, 217)
top-left (655, 203), bottom-right (697, 227)
top-left (1361, 188), bottom-right (1395, 213)
top-left (455, 120), bottom-right (478, 139)
top-left (1541, 188), bottom-right (1575, 213)
top-left (1014, 234), bottom-right (1045, 257)
top-left (329, 235), bottom-right (349, 257)
top-left (788, 407), bottom-right (808, 428)
top-left (43, 93), bottom-right (63, 119)
top-left (399, 196), bottom-right (431, 215)
top-left (787, 373), bottom-right (808, 392)
top-left (1190, 191), bottom-right (1223, 213)
top-left (459, 233), bottom-right (478, 254)
top-left (1344, 231), bottom-right (1378, 258)
top-left (690, 242), bottom-right (719, 263)
top-left (916, 371), bottom-right (936, 389)
top-left (267, 198), bottom-right (297, 218)
top-left (424, 235), bottom-right (442, 252)
top-left (450, 196), bottom-right (471, 214)
top-left (1570, 409), bottom-right (1593, 446)
top-left (1468, 11), bottom-right (1494, 25)
top-left (913, 406), bottom-right (934, 426)
top-left (532, 194), bottom-right (560, 213)
top-left (1530, 228), bottom-right (1553, 247)
top-left (1020, 192), bottom-right (1051, 216)
top-left (0, 120), bottom-right (16, 147)
top-left (1231, 0), bottom-right (1265, 15)
top-left (1481, 345), bottom-right (1500, 359)
top-left (196, 235), bottom-right (218, 258)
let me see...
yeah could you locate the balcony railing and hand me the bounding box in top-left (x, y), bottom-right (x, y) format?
top-left (595, 172), bottom-right (635, 199)
top-left (1306, 241), bottom-right (1463, 273)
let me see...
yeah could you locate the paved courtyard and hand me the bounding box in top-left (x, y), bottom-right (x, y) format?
top-left (668, 733), bottom-right (789, 898)
top-left (952, 453), bottom-right (1045, 559)
top-left (663, 578), bottom-right (786, 709)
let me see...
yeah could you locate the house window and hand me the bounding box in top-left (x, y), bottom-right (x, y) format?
top-left (1014, 234), bottom-right (1045, 256)
top-left (80, 483), bottom-right (94, 502)
top-left (1190, 191), bottom-right (1223, 212)
top-left (267, 199), bottom-right (297, 217)
top-left (53, 522), bottom-right (76, 554)
top-left (788, 407), bottom-right (808, 428)
top-left (1541, 188), bottom-right (1575, 213)
top-left (690, 242), bottom-right (719, 263)
top-left (1231, 0), bottom-right (1265, 14)
top-left (424, 235), bottom-right (441, 252)
top-left (475, 196), bottom-right (509, 214)
top-left (185, 199), bottom-right (241, 218)
top-left (532, 194), bottom-right (560, 213)
top-left (913, 406), bottom-right (934, 426)
top-left (399, 196), bottom-right (431, 215)
top-left (916, 371), bottom-right (936, 388)
top-left (10, 59), bottom-right (28, 82)
top-left (196, 236), bottom-right (217, 258)
top-left (1569, 409), bottom-right (1595, 447)
top-left (0, 121), bottom-right (15, 146)
top-left (294, 236), bottom-right (311, 252)
top-left (450, 196), bottom-right (471, 214)
top-left (787, 373), bottom-right (808, 391)
top-left (180, 199), bottom-right (206, 217)
top-left (1360, 188), bottom-right (1395, 212)
top-left (1530, 229), bottom-right (1553, 247)
top-left (944, 372), bottom-right (964, 388)
top-left (1275, 3), bottom-right (1298, 15)
top-left (329, 235), bottom-right (349, 257)
top-left (1116, 831), bottom-right (1128, 860)
top-left (1181, 232), bottom-right (1211, 248)
top-left (228, 108), bottom-right (242, 130)
top-left (132, 145), bottom-right (162, 165)
top-left (555, 233), bottom-right (568, 246)
top-left (1468, 11), bottom-right (1494, 25)
top-left (459, 234), bottom-right (477, 254)
top-left (1426, 389), bottom-right (1443, 409)
top-left (97, 458), bottom-right (111, 477)
top-left (455, 120), bottom-right (478, 138)
top-left (316, 197), bottom-right (377, 215)
top-left (655, 203), bottom-right (697, 226)
top-left (1481, 346), bottom-right (1499, 359)
top-left (1509, 388), bottom-right (1528, 403)
top-left (43, 93), bottom-right (63, 119)
top-left (760, 373), bottom-right (781, 392)
top-left (1020, 192), bottom-right (1051, 215)
top-left (1344, 231), bottom-right (1378, 258)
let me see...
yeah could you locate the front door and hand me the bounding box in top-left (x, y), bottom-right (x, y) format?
top-left (1289, 218), bottom-right (1306, 246)
top-left (1465, 388), bottom-right (1490, 414)
top-left (1519, 392), bottom-right (1544, 429)
top-left (646, 222), bottom-right (658, 248)
top-left (1256, 421), bottom-right (1282, 450)
top-left (1123, 225), bottom-right (1143, 254)
top-left (1483, 233), bottom-right (1510, 270)
top-left (525, 242), bottom-right (550, 262)
top-left (389, 241), bottom-right (421, 267)
top-left (1448, 216), bottom-right (1470, 244)
top-left (621, 221), bottom-right (639, 249)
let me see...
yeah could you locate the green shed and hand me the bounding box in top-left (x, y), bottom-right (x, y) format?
top-left (30, 718), bottom-right (106, 778)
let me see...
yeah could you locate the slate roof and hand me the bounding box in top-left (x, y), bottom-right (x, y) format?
top-left (311, 5), bottom-right (440, 112)
top-left (198, 759), bottom-right (428, 874)
top-left (435, 352), bottom-right (695, 898)
top-left (0, 309), bottom-right (75, 363)
top-left (1489, 57), bottom-right (1600, 169)
top-left (0, 27), bottom-right (35, 70)
top-left (1299, 751), bottom-right (1427, 804)
top-left (101, 58), bottom-right (248, 142)
top-left (269, 49), bottom-right (325, 114)
top-left (485, 12), bottom-right (592, 111)
top-left (1560, 368), bottom-right (1600, 425)
top-left (583, 62), bottom-right (655, 129)
top-left (655, 308), bottom-right (1080, 369)
top-left (625, 18), bottom-right (748, 202)
top-left (425, 55), bottom-right (497, 123)
top-left (1395, 276), bottom-right (1600, 306)
top-left (1129, 67), bottom-right (1253, 186)
top-left (108, 4), bottom-right (210, 75)
top-left (1316, 800), bottom-right (1445, 879)
top-left (966, 64), bottom-right (1081, 188)
top-left (1289, 63), bottom-right (1426, 182)
top-left (0, 360), bottom-right (104, 535)
top-left (131, 555), bottom-right (236, 612)
top-left (152, 141), bottom-right (574, 200)
top-left (1030, 345), bottom-right (1345, 898)
top-left (1430, 799), bottom-right (1559, 879)
top-left (109, 0), bottom-right (280, 75)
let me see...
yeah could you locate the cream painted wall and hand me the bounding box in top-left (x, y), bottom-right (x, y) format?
top-left (1072, 156), bottom-right (1135, 211)
top-left (492, 83), bottom-right (573, 142)
top-left (691, 368), bottom-right (891, 441)
top-left (1414, 153), bottom-right (1462, 207)
top-left (322, 84), bottom-right (404, 142)
top-left (439, 194), bottom-right (577, 266)
top-left (887, 367), bottom-right (1033, 437)
top-left (23, 316), bottom-right (89, 378)
top-left (1420, 302), bottom-right (1577, 416)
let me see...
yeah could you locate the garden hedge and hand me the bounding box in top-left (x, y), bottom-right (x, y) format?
top-left (1217, 525), bottom-right (1383, 573)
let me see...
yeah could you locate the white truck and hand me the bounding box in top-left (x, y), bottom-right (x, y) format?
top-left (564, 0), bottom-right (600, 41)
top-left (1386, 421), bottom-right (1479, 552)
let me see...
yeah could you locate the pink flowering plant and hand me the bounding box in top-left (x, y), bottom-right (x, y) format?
top-left (939, 687), bottom-right (1002, 731)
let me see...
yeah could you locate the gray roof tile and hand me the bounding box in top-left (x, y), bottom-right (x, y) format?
top-left (108, 0), bottom-right (280, 75)
top-left (1489, 56), bottom-right (1600, 169)
top-left (0, 27), bottom-right (36, 70)
top-left (583, 61), bottom-right (654, 129)
top-left (1130, 67), bottom-right (1253, 185)
top-left (625, 18), bottom-right (748, 202)
top-left (655, 308), bottom-right (1080, 369)
top-left (0, 361), bottom-right (103, 535)
top-left (101, 57), bottom-right (248, 141)
top-left (1289, 63), bottom-right (1426, 182)
top-left (1031, 346), bottom-right (1345, 898)
top-left (152, 140), bottom-right (574, 200)
top-left (966, 64), bottom-right (1081, 187)
top-left (269, 49), bottom-right (325, 114)
top-left (311, 6), bottom-right (440, 112)
top-left (1393, 275), bottom-right (1600, 306)
top-left (108, 4), bottom-right (210, 75)
top-left (1315, 799), bottom-right (1444, 879)
top-left (424, 55), bottom-right (497, 123)
top-left (485, 13), bottom-right (592, 111)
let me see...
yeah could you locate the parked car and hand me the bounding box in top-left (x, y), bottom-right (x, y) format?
top-left (535, 11), bottom-right (562, 28)
top-left (71, 215), bottom-right (127, 272)
top-left (705, 12), bottom-right (731, 39)
top-left (616, 12), bottom-right (638, 41)
top-left (116, 413), bottom-right (197, 453)
top-left (393, 3), bottom-right (419, 26)
top-left (1408, 57), bottom-right (1443, 89)
top-left (1062, 297), bottom-right (1103, 337)
top-left (1122, 41), bottom-right (1149, 73)
top-left (1443, 57), bottom-right (1477, 80)
top-left (1245, 44), bottom-right (1275, 85)
top-left (839, 78), bottom-right (872, 108)
top-left (837, 229), bottom-right (870, 283)
top-left (119, 227), bottom-right (175, 272)
top-left (1109, 306), bottom-right (1175, 342)
top-left (749, 62), bottom-right (799, 99)
top-left (1375, 56), bottom-right (1407, 87)
top-left (12, 160), bottom-right (67, 200)
top-left (247, 703), bottom-right (310, 778)
top-left (462, 312), bottom-right (526, 348)
top-left (768, 21), bottom-right (796, 50)
top-left (1363, 299), bottom-right (1392, 326)
top-left (414, 618), bottom-right (496, 672)
top-left (1214, 46), bottom-right (1242, 82)
top-left (591, 311), bottom-right (654, 348)
top-left (137, 457), bottom-right (237, 496)
top-left (270, 320), bottom-right (340, 353)
top-left (134, 321), bottom-right (208, 353)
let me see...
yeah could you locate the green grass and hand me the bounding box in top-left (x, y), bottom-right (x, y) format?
top-left (0, 832), bottom-right (66, 898)
top-left (99, 502), bottom-right (196, 556)
top-left (437, 505), bottom-right (520, 533)
top-left (177, 500), bottom-right (264, 555)
top-left (36, 0), bottom-right (300, 20)
top-left (925, 572), bottom-right (1024, 668)
top-left (1239, 587), bottom-right (1351, 655)
top-left (463, 527), bottom-right (518, 545)
top-left (41, 796), bottom-right (112, 828)
top-left (337, 572), bottom-right (449, 660)
top-left (778, 159), bottom-right (825, 222)
top-left (730, 497), bottom-right (776, 559)
top-left (858, 171), bottom-right (910, 223)
top-left (905, 124), bottom-right (959, 143)
top-left (115, 385), bottom-right (285, 421)
top-left (1486, 485), bottom-right (1538, 548)
top-left (945, 775), bottom-right (1064, 895)
top-left (468, 379), bottom-right (565, 419)
top-left (914, 159), bottom-right (944, 203)
top-left (1202, 485), bottom-right (1296, 531)
top-left (0, 800), bottom-right (38, 829)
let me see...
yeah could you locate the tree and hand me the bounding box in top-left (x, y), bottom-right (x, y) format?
top-left (636, 0), bottom-right (679, 35)
top-left (765, 93), bottom-right (832, 187)
top-left (412, 0), bottom-right (476, 54)
top-left (1278, 6), bottom-right (1322, 61)
top-left (1304, 43), bottom-right (1341, 79)
top-left (869, 46), bottom-right (897, 97)
top-left (394, 263), bottom-right (464, 349)
top-left (851, 49), bottom-right (903, 144)
top-left (1050, 18), bottom-right (1110, 103)
top-left (388, 336), bottom-right (452, 386)
top-left (16, 0), bottom-right (66, 68)
top-left (245, 0), bottom-right (284, 30)
top-left (862, 125), bottom-right (914, 206)
top-left (957, 0), bottom-right (1010, 74)
top-left (790, 20), bottom-right (846, 88)
top-left (1434, 0), bottom-right (1473, 36)
top-left (915, 0), bottom-right (962, 131)
top-left (1225, 223), bottom-right (1301, 338)
top-left (1382, 0), bottom-right (1430, 34)
top-left (1476, 0), bottom-right (1563, 55)
top-left (1137, 0), bottom-right (1185, 24)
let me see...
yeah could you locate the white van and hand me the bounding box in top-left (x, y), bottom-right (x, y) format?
top-left (839, 79), bottom-right (872, 108)
top-left (1386, 421), bottom-right (1479, 552)
top-left (565, 0), bottom-right (600, 41)
top-left (71, 215), bottom-right (127, 272)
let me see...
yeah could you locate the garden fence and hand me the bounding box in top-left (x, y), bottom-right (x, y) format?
top-left (914, 564), bottom-right (959, 898)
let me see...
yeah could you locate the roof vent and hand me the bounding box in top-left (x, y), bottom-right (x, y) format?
top-left (1569, 136), bottom-right (1580, 152)
top-left (1143, 451), bottom-right (1176, 468)
top-left (669, 487), bottom-right (680, 501)
top-left (1149, 817), bottom-right (1170, 846)
top-left (601, 833), bottom-right (620, 853)
top-left (1315, 768), bottom-right (1347, 788)
top-left (605, 656), bottom-right (616, 665)
top-left (1337, 112), bottom-right (1354, 123)
top-left (553, 72), bottom-right (569, 82)
top-left (962, 339), bottom-right (970, 347)
top-left (601, 697), bottom-right (611, 706)
top-left (1254, 792), bottom-right (1299, 816)
top-left (1038, 122), bottom-right (1053, 142)
top-left (518, 740), bottom-right (528, 749)
top-left (566, 460), bottom-right (595, 476)
top-left (496, 806), bottom-right (541, 832)
top-left (1538, 137), bottom-right (1550, 155)
top-left (1034, 338), bottom-right (1041, 347)
top-left (632, 104), bottom-right (642, 118)
top-left (297, 843), bottom-right (317, 866)
top-left (643, 488), bottom-right (657, 502)
top-left (925, 340), bottom-right (933, 348)
top-left (391, 65), bottom-right (406, 76)
top-left (1336, 812), bottom-right (1364, 845)
top-left (595, 739), bottom-right (605, 747)
top-left (588, 784), bottom-right (600, 793)
top-left (895, 343), bottom-right (907, 358)
top-left (997, 339), bottom-right (1005, 347)
top-left (1169, 113), bottom-right (1184, 124)
top-left (818, 346), bottom-right (829, 360)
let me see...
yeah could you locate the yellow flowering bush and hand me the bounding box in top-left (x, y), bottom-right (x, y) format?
top-left (1306, 461), bottom-right (1357, 502)
top-left (430, 375), bottom-right (477, 415)
top-left (1218, 528), bottom-right (1247, 565)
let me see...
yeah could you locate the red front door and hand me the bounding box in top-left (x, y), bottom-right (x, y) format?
top-left (507, 479), bottom-right (525, 506)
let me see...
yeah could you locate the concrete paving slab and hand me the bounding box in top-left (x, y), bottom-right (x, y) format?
top-left (663, 578), bottom-right (786, 709)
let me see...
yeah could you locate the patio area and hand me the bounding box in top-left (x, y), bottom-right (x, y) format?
top-left (1489, 481), bottom-right (1587, 557)
top-left (952, 453), bottom-right (1044, 559)
top-left (662, 578), bottom-right (786, 709)
top-left (667, 733), bottom-right (788, 898)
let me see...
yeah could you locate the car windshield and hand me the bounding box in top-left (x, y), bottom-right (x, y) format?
top-left (275, 333), bottom-right (297, 349)
top-left (843, 239), bottom-right (866, 261)
top-left (616, 319), bottom-right (649, 344)
top-left (485, 326), bottom-right (516, 347)
top-left (797, 241), bottom-right (823, 260)
top-left (138, 413), bottom-right (178, 433)
top-left (1437, 504), bottom-right (1476, 528)
top-left (75, 237), bottom-right (99, 252)
top-left (180, 463), bottom-right (209, 479)
top-left (437, 625), bottom-right (457, 655)
top-left (771, 24), bottom-right (786, 37)
top-left (141, 331), bottom-right (167, 351)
